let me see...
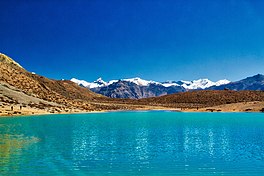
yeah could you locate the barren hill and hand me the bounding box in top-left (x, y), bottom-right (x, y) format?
top-left (138, 90), bottom-right (264, 109)
top-left (0, 53), bottom-right (161, 116)
top-left (0, 54), bottom-right (114, 115)
top-left (0, 54), bottom-right (105, 103)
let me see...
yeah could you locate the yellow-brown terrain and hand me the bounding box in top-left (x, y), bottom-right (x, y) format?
top-left (1, 53), bottom-right (264, 116)
top-left (0, 53), bottom-right (165, 116)
top-left (138, 90), bottom-right (264, 112)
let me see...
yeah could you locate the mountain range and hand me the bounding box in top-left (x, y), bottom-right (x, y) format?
top-left (71, 77), bottom-right (231, 98)
top-left (1, 52), bottom-right (264, 115)
top-left (71, 75), bottom-right (264, 99)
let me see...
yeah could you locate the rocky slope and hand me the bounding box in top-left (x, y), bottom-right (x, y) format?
top-left (0, 54), bottom-right (125, 115)
top-left (0, 53), bottom-right (23, 68)
top-left (208, 74), bottom-right (264, 91)
top-left (91, 80), bottom-right (186, 99)
top-left (0, 54), bottom-right (104, 104)
top-left (0, 54), bottom-right (95, 114)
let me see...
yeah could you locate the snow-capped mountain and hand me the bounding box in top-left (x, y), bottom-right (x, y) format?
top-left (208, 74), bottom-right (264, 91)
top-left (71, 77), bottom-right (161, 88)
top-left (71, 77), bottom-right (229, 90)
top-left (70, 77), bottom-right (108, 89)
top-left (123, 77), bottom-right (160, 86)
top-left (174, 79), bottom-right (230, 90)
top-left (71, 77), bottom-right (230, 99)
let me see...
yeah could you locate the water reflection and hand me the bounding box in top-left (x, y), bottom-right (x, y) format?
top-left (220, 127), bottom-right (230, 160)
top-left (72, 121), bottom-right (99, 163)
top-left (0, 133), bottom-right (39, 174)
top-left (183, 127), bottom-right (190, 153)
top-left (208, 128), bottom-right (215, 157)
top-left (69, 117), bottom-right (245, 175)
top-left (70, 118), bottom-right (251, 172)
top-left (134, 127), bottom-right (149, 162)
top-left (9, 112), bottom-right (260, 175)
top-left (182, 125), bottom-right (231, 160)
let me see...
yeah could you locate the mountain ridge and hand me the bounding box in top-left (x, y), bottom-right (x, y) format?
top-left (71, 74), bottom-right (264, 99)
top-left (71, 77), bottom-right (230, 89)
top-left (71, 75), bottom-right (264, 99)
top-left (71, 77), bottom-right (231, 99)
top-left (208, 74), bottom-right (264, 91)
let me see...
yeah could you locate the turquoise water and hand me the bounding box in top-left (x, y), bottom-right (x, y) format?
top-left (0, 111), bottom-right (264, 175)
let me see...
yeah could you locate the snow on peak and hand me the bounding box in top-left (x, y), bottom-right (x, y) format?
top-left (186, 79), bottom-right (215, 89)
top-left (96, 77), bottom-right (103, 82)
top-left (179, 78), bottom-right (230, 89)
top-left (161, 81), bottom-right (180, 87)
top-left (215, 79), bottom-right (231, 86)
top-left (71, 78), bottom-right (90, 87)
top-left (71, 77), bottom-right (230, 89)
top-left (71, 77), bottom-right (161, 88)
top-left (123, 77), bottom-right (160, 86)
top-left (71, 78), bottom-right (107, 89)
top-left (94, 77), bottom-right (107, 85)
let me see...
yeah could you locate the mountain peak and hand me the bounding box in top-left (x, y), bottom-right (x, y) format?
top-left (96, 77), bottom-right (104, 82)
top-left (123, 77), bottom-right (160, 86)
top-left (237, 74), bottom-right (264, 84)
top-left (71, 78), bottom-right (107, 89)
top-left (94, 77), bottom-right (107, 85)
top-left (0, 53), bottom-right (23, 69)
top-left (95, 77), bottom-right (104, 82)
top-left (131, 77), bottom-right (141, 80)
top-left (215, 79), bottom-right (231, 86)
top-left (177, 78), bottom-right (229, 89)
top-left (208, 74), bottom-right (264, 91)
top-left (252, 74), bottom-right (264, 80)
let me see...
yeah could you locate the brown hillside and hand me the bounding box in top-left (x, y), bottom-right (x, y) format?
top-left (0, 53), bottom-right (23, 69)
top-left (0, 54), bottom-right (107, 108)
top-left (0, 53), bottom-right (162, 116)
top-left (138, 90), bottom-right (264, 108)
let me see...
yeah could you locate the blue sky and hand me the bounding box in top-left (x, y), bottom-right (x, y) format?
top-left (1, 0), bottom-right (264, 82)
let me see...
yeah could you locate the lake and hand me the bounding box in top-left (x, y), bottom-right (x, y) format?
top-left (0, 111), bottom-right (264, 175)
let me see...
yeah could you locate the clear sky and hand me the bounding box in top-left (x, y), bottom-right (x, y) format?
top-left (1, 0), bottom-right (264, 82)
